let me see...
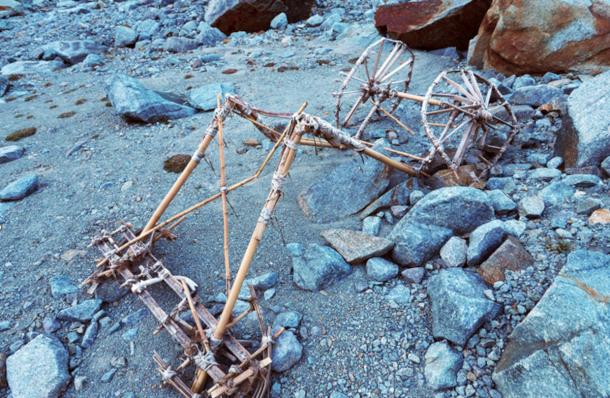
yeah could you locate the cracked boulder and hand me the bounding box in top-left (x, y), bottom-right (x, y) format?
top-left (493, 250), bottom-right (610, 398)
top-left (468, 0), bottom-right (610, 74)
top-left (205, 0), bottom-right (314, 34)
top-left (375, 0), bottom-right (492, 50)
top-left (36, 40), bottom-right (106, 65)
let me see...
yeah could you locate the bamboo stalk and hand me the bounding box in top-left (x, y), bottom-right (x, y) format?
top-left (217, 96), bottom-right (232, 297)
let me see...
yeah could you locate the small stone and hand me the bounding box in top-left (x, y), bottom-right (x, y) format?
top-left (114, 26), bottom-right (138, 48)
top-left (478, 236), bottom-right (534, 284)
top-left (387, 284), bottom-right (411, 305)
top-left (362, 216), bottom-right (381, 236)
top-left (366, 257), bottom-right (399, 282)
top-left (271, 331), bottom-right (302, 372)
top-left (289, 243), bottom-right (351, 291)
top-left (74, 375), bottom-right (86, 392)
top-left (270, 12), bottom-right (288, 29)
top-left (57, 299), bottom-right (102, 322)
top-left (0, 145), bottom-right (25, 164)
top-left (0, 321), bottom-right (11, 331)
top-left (519, 196), bottom-right (545, 218)
top-left (528, 168), bottom-right (561, 181)
top-left (187, 82), bottom-right (236, 111)
top-left (390, 221), bottom-right (452, 267)
top-left (81, 321), bottom-right (98, 349)
top-left (306, 15), bottom-right (324, 27)
top-left (409, 190), bottom-right (424, 205)
top-left (424, 341), bottom-right (463, 390)
top-left (49, 275), bottom-right (78, 298)
top-left (100, 368), bottom-right (117, 383)
top-left (503, 220), bottom-right (527, 238)
top-left (547, 156), bottom-right (563, 169)
top-left (510, 85), bottom-right (564, 107)
top-left (272, 311), bottom-right (302, 332)
top-left (467, 220), bottom-right (507, 266)
top-left (401, 267), bottom-right (425, 284)
top-left (321, 228), bottom-right (394, 264)
top-left (121, 328), bottom-right (138, 342)
top-left (43, 316), bottom-right (61, 333)
top-left (487, 190), bottom-right (517, 215)
top-left (589, 209), bottom-right (610, 225)
top-left (408, 353), bottom-right (421, 364)
top-left (563, 174), bottom-right (601, 188)
top-left (601, 156), bottom-right (610, 176)
top-left (575, 196), bottom-right (602, 215)
top-left (0, 174), bottom-right (39, 201)
top-left (440, 237), bottom-right (467, 267)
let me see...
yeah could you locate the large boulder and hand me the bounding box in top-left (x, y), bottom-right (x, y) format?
top-left (205, 0), bottom-right (314, 34)
top-left (288, 243), bottom-right (351, 291)
top-left (6, 334), bottom-right (70, 398)
top-left (493, 250), bottom-right (610, 398)
top-left (106, 74), bottom-right (196, 123)
top-left (427, 268), bottom-right (499, 345)
top-left (298, 142), bottom-right (393, 223)
top-left (37, 40), bottom-right (105, 65)
top-left (468, 0), bottom-right (610, 74)
top-left (554, 70), bottom-right (610, 168)
top-left (374, 0), bottom-right (492, 50)
top-left (393, 187), bottom-right (494, 235)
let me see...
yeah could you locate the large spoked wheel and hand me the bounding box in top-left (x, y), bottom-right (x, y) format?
top-left (334, 38), bottom-right (415, 139)
top-left (419, 69), bottom-right (519, 183)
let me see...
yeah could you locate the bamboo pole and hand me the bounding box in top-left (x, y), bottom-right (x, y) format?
top-left (213, 105), bottom-right (306, 342)
top-left (217, 96), bottom-right (232, 297)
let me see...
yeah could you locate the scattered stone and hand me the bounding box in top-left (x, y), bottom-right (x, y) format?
top-left (164, 37), bottom-right (199, 53)
top-left (38, 40), bottom-right (105, 65)
top-left (289, 243), bottom-right (351, 291)
top-left (362, 216), bottom-right (381, 236)
top-left (387, 284), bottom-right (411, 306)
top-left (519, 196), bottom-right (544, 219)
top-left (80, 321), bottom-right (98, 349)
top-left (100, 368), bottom-right (117, 383)
top-left (601, 156), bottom-right (610, 176)
top-left (270, 12), bottom-right (288, 29)
top-left (94, 279), bottom-right (128, 303)
top-left (563, 174), bottom-right (601, 188)
top-left (239, 271), bottom-right (279, 299)
top-left (424, 341), bottom-right (463, 390)
top-left (271, 331), bottom-right (302, 372)
top-left (1, 60), bottom-right (64, 76)
top-left (187, 82), bottom-right (235, 111)
top-left (375, 0), bottom-right (491, 50)
top-left (401, 267), bottom-right (425, 284)
top-left (5, 127), bottom-right (36, 142)
top-left (106, 74), bottom-right (196, 123)
top-left (114, 26), bottom-right (138, 48)
top-left (575, 196), bottom-right (602, 215)
top-left (555, 70), bottom-right (610, 168)
top-left (43, 316), bottom-right (61, 334)
top-left (49, 275), bottom-right (78, 298)
top-left (321, 228), bottom-right (394, 264)
top-left (0, 75), bottom-right (8, 97)
top-left (487, 189), bottom-right (517, 215)
top-left (528, 167), bottom-right (561, 181)
top-left (428, 268), bottom-right (499, 345)
top-left (468, 0), bottom-right (610, 74)
top-left (493, 250), bottom-right (610, 398)
top-left (440, 236), bottom-right (467, 268)
top-left (306, 14), bottom-right (323, 27)
top-left (6, 334), bottom-right (70, 398)
top-left (389, 221), bottom-right (452, 267)
top-left (478, 236), bottom-right (534, 284)
top-left (547, 156), bottom-right (563, 169)
top-left (366, 257), bottom-right (399, 282)
top-left (360, 182), bottom-right (410, 217)
top-left (205, 0), bottom-right (314, 34)
top-left (0, 174), bottom-right (39, 201)
top-left (272, 311), bottom-right (302, 332)
top-left (57, 299), bottom-right (102, 322)
top-left (298, 142), bottom-right (392, 223)
top-left (467, 220), bottom-right (507, 266)
top-left (121, 308), bottom-right (148, 327)
top-left (397, 187), bottom-right (495, 234)
top-left (540, 181), bottom-right (574, 208)
top-left (163, 154), bottom-right (191, 173)
top-left (589, 208), bottom-right (610, 225)
top-left (0, 145), bottom-right (24, 164)
top-left (510, 85), bottom-right (564, 107)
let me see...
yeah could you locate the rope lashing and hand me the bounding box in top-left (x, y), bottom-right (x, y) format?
top-left (270, 171), bottom-right (287, 192)
top-left (160, 367), bottom-right (177, 382)
top-left (130, 268), bottom-right (170, 294)
top-left (258, 207), bottom-right (272, 225)
top-left (193, 351), bottom-right (219, 371)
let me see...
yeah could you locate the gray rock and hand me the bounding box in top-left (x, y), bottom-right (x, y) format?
top-left (289, 243), bottom-right (351, 291)
top-left (270, 12), bottom-right (288, 29)
top-left (493, 250), bottom-right (610, 398)
top-left (360, 182), bottom-right (410, 217)
top-left (424, 341), bottom-right (463, 390)
top-left (575, 196), bottom-right (602, 215)
top-left (164, 37), bottom-right (199, 53)
top-left (486, 177), bottom-right (516, 194)
top-left (80, 321), bottom-right (98, 349)
top-left (546, 156), bottom-right (563, 169)
top-left (397, 187), bottom-right (495, 235)
top-left (38, 40), bottom-right (105, 65)
top-left (510, 84), bottom-right (564, 107)
top-left (57, 299), bottom-right (102, 322)
top-left (321, 228), bottom-right (394, 263)
top-left (362, 216), bottom-right (381, 236)
top-left (121, 308), bottom-right (148, 326)
top-left (390, 221), bottom-right (452, 267)
top-left (271, 331), bottom-right (302, 372)
top-left (366, 257), bottom-right (399, 282)
top-left (238, 271), bottom-right (279, 299)
top-left (540, 181), bottom-right (574, 208)
top-left (1, 60), bottom-right (64, 75)
top-left (49, 275), bottom-right (78, 298)
top-left (466, 220), bottom-right (507, 266)
top-left (0, 145), bottom-right (24, 164)
top-left (386, 283), bottom-right (411, 305)
top-left (196, 22), bottom-right (226, 46)
top-left (298, 141), bottom-right (392, 223)
top-left (94, 279), bottom-right (128, 303)
top-left (440, 237), bottom-right (467, 267)
top-left (114, 26), bottom-right (138, 48)
top-left (272, 311), bottom-right (302, 332)
top-left (401, 267), bottom-right (425, 284)
top-left (512, 75), bottom-right (535, 89)
top-left (82, 54), bottom-right (104, 68)
top-left (563, 174), bottom-right (601, 188)
top-left (428, 268), bottom-right (499, 345)
top-left (601, 156), bottom-right (610, 176)
top-left (135, 19), bottom-right (160, 40)
top-left (487, 189), bottom-right (517, 214)
top-left (528, 167), bottom-right (561, 181)
top-left (0, 174), bottom-right (39, 201)
top-left (187, 82), bottom-right (235, 111)
top-left (6, 334), bottom-right (70, 398)
top-left (306, 14), bottom-right (324, 26)
top-left (106, 74), bottom-right (196, 123)
top-left (519, 196), bottom-right (544, 218)
top-left (555, 70), bottom-right (610, 168)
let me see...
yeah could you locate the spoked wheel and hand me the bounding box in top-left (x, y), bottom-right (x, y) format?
top-left (419, 69), bottom-right (519, 183)
top-left (334, 38), bottom-right (415, 139)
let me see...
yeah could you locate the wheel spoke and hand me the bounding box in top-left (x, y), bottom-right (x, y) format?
top-left (439, 118), bottom-right (470, 145)
top-left (380, 58), bottom-right (413, 83)
top-left (342, 93), bottom-right (367, 127)
top-left (371, 40), bottom-right (385, 79)
top-left (443, 75), bottom-right (477, 101)
top-left (355, 103), bottom-right (380, 139)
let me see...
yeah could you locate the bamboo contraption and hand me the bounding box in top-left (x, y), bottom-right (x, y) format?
top-left (334, 38), bottom-right (519, 183)
top-left (83, 48), bottom-right (521, 395)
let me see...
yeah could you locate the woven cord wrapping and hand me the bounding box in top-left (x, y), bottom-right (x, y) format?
top-left (296, 114), bottom-right (365, 152)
